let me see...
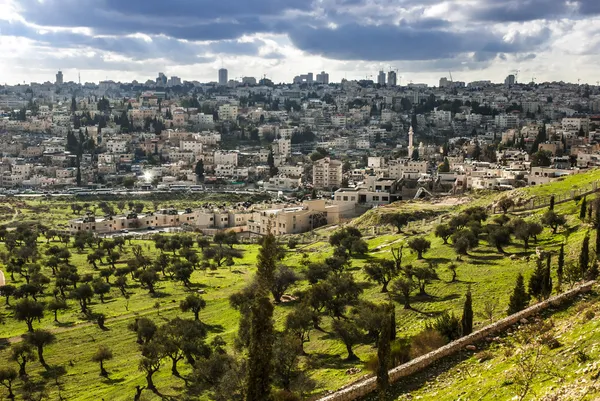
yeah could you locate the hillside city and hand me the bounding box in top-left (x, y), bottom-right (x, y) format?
top-left (1, 70), bottom-right (599, 235)
top-left (2, 68), bottom-right (600, 401)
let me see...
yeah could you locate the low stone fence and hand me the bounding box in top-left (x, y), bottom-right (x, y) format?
top-left (317, 281), bottom-right (596, 401)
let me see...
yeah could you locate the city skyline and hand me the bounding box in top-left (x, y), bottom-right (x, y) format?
top-left (1, 0), bottom-right (600, 86)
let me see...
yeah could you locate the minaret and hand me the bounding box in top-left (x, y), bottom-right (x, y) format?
top-left (408, 125), bottom-right (414, 157)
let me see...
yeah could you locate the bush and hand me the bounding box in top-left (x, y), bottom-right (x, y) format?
top-left (426, 312), bottom-right (462, 342)
top-left (584, 310), bottom-right (595, 321)
top-left (409, 329), bottom-right (447, 359)
top-left (540, 333), bottom-right (561, 350)
top-left (576, 349), bottom-right (590, 363)
top-left (287, 238), bottom-right (299, 249)
top-left (274, 390), bottom-right (301, 401)
top-left (475, 350), bottom-right (494, 363)
top-left (390, 339), bottom-right (411, 366)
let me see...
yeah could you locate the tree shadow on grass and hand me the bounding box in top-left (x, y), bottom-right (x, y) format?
top-left (203, 323), bottom-right (225, 333)
top-left (422, 293), bottom-right (462, 303)
top-left (306, 352), bottom-right (359, 370)
top-left (186, 282), bottom-right (208, 290)
top-left (151, 291), bottom-right (170, 299)
top-left (0, 338), bottom-right (9, 350)
top-left (426, 257), bottom-right (452, 265)
top-left (230, 269), bottom-right (245, 274)
top-left (405, 307), bottom-right (446, 318)
top-left (467, 252), bottom-right (504, 262)
top-left (55, 321), bottom-right (76, 328)
top-left (101, 377), bottom-right (126, 385)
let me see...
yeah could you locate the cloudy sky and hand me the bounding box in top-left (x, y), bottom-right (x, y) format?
top-left (0, 0), bottom-right (599, 86)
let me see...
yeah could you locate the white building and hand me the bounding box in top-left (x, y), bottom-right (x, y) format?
top-left (218, 104), bottom-right (238, 121)
top-left (313, 157), bottom-right (343, 189)
top-left (213, 150), bottom-right (238, 166)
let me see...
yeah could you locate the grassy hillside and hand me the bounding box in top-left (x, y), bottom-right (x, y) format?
top-left (0, 171), bottom-right (598, 400)
top-left (365, 288), bottom-right (600, 401)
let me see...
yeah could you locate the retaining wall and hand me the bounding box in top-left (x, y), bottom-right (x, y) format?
top-left (317, 281), bottom-right (596, 401)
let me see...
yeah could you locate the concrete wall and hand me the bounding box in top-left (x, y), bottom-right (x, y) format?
top-left (316, 281), bottom-right (595, 401)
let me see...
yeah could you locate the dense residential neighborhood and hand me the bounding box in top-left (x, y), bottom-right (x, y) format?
top-left (2, 71), bottom-right (600, 235)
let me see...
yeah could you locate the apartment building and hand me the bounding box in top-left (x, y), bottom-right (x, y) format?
top-left (313, 157), bottom-right (343, 189)
top-left (213, 150), bottom-right (238, 166)
top-left (218, 104), bottom-right (238, 121)
top-left (387, 160), bottom-right (428, 180)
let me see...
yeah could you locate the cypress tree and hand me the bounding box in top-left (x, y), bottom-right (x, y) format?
top-left (528, 258), bottom-right (545, 301)
top-left (542, 254), bottom-right (552, 299)
top-left (557, 244), bottom-right (565, 291)
top-left (245, 231), bottom-right (278, 401)
top-left (596, 224), bottom-right (600, 257)
top-left (377, 308), bottom-right (391, 400)
top-left (580, 197), bottom-right (587, 220)
top-left (461, 288), bottom-right (473, 336)
top-left (508, 273), bottom-right (530, 315)
top-left (549, 195), bottom-right (555, 211)
top-left (586, 261), bottom-right (599, 281)
top-left (580, 233), bottom-right (590, 276)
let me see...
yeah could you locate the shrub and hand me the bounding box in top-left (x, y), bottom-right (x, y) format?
top-left (287, 238), bottom-right (299, 249)
top-left (426, 312), bottom-right (462, 342)
top-left (584, 310), bottom-right (595, 321)
top-left (540, 333), bottom-right (561, 350)
top-left (576, 349), bottom-right (590, 363)
top-left (409, 329), bottom-right (447, 359)
top-left (475, 350), bottom-right (494, 363)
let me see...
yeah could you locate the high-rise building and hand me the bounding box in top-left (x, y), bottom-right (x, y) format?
top-left (55, 70), bottom-right (63, 85)
top-left (439, 77), bottom-right (449, 88)
top-left (377, 70), bottom-right (386, 85)
top-left (168, 76), bottom-right (181, 86)
top-left (387, 71), bottom-right (397, 86)
top-left (242, 77), bottom-right (257, 85)
top-left (313, 157), bottom-right (343, 189)
top-left (218, 68), bottom-right (228, 85)
top-left (504, 74), bottom-right (516, 87)
top-left (293, 72), bottom-right (314, 84)
top-left (316, 71), bottom-right (329, 84)
top-left (156, 72), bottom-right (167, 86)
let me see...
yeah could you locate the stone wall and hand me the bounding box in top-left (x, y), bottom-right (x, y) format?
top-left (316, 281), bottom-right (595, 401)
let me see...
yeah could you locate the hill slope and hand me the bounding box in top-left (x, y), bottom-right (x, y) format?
top-left (366, 289), bottom-right (600, 401)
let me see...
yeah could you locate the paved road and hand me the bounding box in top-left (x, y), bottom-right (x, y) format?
top-left (0, 269), bottom-right (4, 286)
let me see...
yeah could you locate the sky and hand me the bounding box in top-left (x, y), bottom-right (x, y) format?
top-left (1, 0), bottom-right (600, 86)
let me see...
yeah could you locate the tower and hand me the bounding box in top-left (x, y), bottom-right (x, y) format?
top-left (55, 70), bottom-right (63, 85)
top-left (408, 126), bottom-right (414, 157)
top-left (377, 70), bottom-right (386, 85)
top-left (387, 70), bottom-right (397, 86)
top-left (218, 68), bottom-right (228, 85)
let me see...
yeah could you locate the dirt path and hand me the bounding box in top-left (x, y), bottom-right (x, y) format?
top-left (0, 270), bottom-right (4, 286)
top-left (372, 237), bottom-right (404, 251)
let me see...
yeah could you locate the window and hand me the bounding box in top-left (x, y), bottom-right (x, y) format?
top-left (373, 196), bottom-right (380, 201)
top-left (351, 196), bottom-right (355, 201)
top-left (382, 196), bottom-right (389, 201)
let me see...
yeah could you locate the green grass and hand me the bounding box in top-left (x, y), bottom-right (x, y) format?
top-left (366, 290), bottom-right (600, 401)
top-left (0, 171), bottom-right (598, 400)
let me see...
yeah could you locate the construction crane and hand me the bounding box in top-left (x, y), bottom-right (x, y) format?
top-left (513, 69), bottom-right (520, 84)
top-left (449, 71), bottom-right (453, 83)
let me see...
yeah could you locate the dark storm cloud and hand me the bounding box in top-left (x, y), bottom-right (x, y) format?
top-left (0, 19), bottom-right (267, 63)
top-left (5, 0), bottom-right (578, 63)
top-left (464, 0), bottom-right (600, 22)
top-left (15, 0), bottom-right (308, 40)
top-left (287, 23), bottom-right (551, 61)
